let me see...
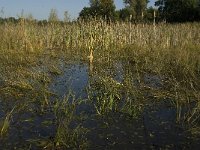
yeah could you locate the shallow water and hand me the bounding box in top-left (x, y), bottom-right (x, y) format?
top-left (49, 62), bottom-right (89, 99)
top-left (0, 60), bottom-right (199, 149)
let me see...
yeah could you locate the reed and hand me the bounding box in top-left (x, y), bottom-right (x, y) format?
top-left (0, 18), bottom-right (200, 148)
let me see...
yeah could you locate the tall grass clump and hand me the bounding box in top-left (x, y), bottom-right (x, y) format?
top-left (50, 92), bottom-right (89, 149)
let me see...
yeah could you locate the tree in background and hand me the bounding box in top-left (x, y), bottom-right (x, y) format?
top-left (155, 0), bottom-right (200, 22)
top-left (79, 7), bottom-right (93, 20)
top-left (123, 0), bottom-right (149, 21)
top-left (99, 0), bottom-right (116, 20)
top-left (145, 6), bottom-right (158, 22)
top-left (79, 0), bottom-right (200, 22)
top-left (79, 0), bottom-right (116, 20)
top-left (89, 0), bottom-right (100, 8)
top-left (117, 8), bottom-right (133, 21)
top-left (48, 8), bottom-right (59, 22)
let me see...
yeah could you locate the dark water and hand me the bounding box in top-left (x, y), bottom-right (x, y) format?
top-left (0, 61), bottom-right (200, 149)
top-left (49, 63), bottom-right (89, 99)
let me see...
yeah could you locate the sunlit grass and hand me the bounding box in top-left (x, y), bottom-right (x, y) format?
top-left (0, 19), bottom-right (200, 148)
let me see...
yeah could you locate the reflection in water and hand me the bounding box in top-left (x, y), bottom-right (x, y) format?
top-left (49, 63), bottom-right (89, 99)
top-left (0, 60), bottom-right (199, 149)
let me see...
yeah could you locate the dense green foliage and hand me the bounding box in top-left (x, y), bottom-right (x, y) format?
top-left (79, 0), bottom-right (149, 21)
top-left (155, 0), bottom-right (200, 22)
top-left (123, 0), bottom-right (149, 20)
top-left (79, 0), bottom-right (116, 20)
top-left (79, 0), bottom-right (200, 22)
top-left (1, 0), bottom-right (199, 23)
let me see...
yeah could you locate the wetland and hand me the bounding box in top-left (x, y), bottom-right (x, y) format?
top-left (0, 20), bottom-right (200, 149)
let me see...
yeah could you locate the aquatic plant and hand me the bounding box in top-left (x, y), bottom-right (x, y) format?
top-left (51, 92), bottom-right (89, 149)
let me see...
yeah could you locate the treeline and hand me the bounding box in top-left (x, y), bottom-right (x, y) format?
top-left (79, 0), bottom-right (200, 22)
top-left (0, 17), bottom-right (73, 26)
top-left (0, 0), bottom-right (199, 24)
top-left (0, 17), bottom-right (49, 25)
top-left (0, 9), bottom-right (71, 25)
top-left (79, 0), bottom-right (151, 22)
top-left (155, 0), bottom-right (200, 22)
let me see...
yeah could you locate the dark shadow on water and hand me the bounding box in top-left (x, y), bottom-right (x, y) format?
top-left (142, 100), bottom-right (199, 149)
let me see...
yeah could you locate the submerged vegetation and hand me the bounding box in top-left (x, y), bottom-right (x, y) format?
top-left (0, 18), bottom-right (200, 149)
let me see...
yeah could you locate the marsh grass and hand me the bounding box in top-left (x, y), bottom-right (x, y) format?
top-left (0, 106), bottom-right (15, 137)
top-left (0, 18), bottom-right (200, 148)
top-left (50, 92), bottom-right (89, 149)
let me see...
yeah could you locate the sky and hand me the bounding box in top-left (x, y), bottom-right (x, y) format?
top-left (0, 0), bottom-right (156, 20)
